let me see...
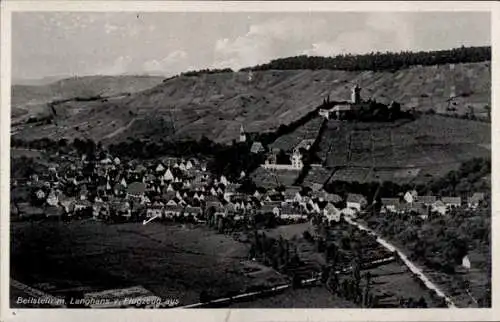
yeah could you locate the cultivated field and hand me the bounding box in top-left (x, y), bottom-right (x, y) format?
top-left (318, 115), bottom-right (490, 184)
top-left (10, 221), bottom-right (287, 306)
top-left (269, 116), bottom-right (324, 152)
top-left (250, 167), bottom-right (301, 189)
top-left (302, 165), bottom-right (333, 188)
top-left (12, 62), bottom-right (490, 145)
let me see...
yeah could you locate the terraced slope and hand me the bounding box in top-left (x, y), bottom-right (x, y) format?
top-left (11, 62), bottom-right (490, 144)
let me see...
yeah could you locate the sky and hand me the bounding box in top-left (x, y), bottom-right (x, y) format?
top-left (12, 11), bottom-right (491, 81)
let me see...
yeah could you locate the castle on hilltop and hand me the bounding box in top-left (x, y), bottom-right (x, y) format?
top-left (319, 84), bottom-right (368, 120)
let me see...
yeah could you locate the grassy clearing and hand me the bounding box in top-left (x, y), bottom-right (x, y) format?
top-left (10, 221), bottom-right (287, 306)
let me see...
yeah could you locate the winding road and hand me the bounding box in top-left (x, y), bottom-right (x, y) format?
top-left (343, 216), bottom-right (457, 308)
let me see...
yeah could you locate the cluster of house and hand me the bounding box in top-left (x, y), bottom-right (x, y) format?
top-left (11, 146), bottom-right (486, 225)
top-left (379, 190), bottom-right (486, 217)
top-left (11, 151), bottom-right (371, 225)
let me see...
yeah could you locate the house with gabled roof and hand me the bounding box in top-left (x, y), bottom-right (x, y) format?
top-left (184, 206), bottom-right (202, 218)
top-left (404, 190), bottom-right (418, 204)
top-left (283, 187), bottom-right (302, 203)
top-left (441, 197), bottom-right (461, 208)
top-left (146, 203), bottom-right (164, 218)
top-left (163, 168), bottom-right (174, 181)
top-left (381, 198), bottom-right (400, 213)
top-left (74, 199), bottom-right (92, 213)
top-left (346, 193), bottom-right (367, 211)
top-left (250, 141), bottom-right (265, 154)
top-left (417, 195), bottom-right (437, 205)
top-left (164, 205), bottom-right (184, 218)
top-left (258, 203), bottom-right (280, 217)
top-left (431, 200), bottom-right (447, 215)
top-left (324, 192), bottom-right (343, 204)
top-left (46, 189), bottom-right (59, 206)
top-left (280, 205), bottom-right (306, 221)
top-left (155, 163), bottom-right (166, 173)
top-left (323, 203), bottom-right (341, 223)
top-left (468, 192), bottom-right (485, 209)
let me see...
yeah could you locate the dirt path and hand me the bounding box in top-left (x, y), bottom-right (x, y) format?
top-left (103, 117), bottom-right (137, 139)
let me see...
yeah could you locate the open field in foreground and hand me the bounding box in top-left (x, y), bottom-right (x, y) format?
top-left (10, 221), bottom-right (287, 306)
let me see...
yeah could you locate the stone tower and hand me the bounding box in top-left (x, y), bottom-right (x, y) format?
top-left (351, 84), bottom-right (361, 104)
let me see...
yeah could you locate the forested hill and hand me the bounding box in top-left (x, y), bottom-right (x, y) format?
top-left (240, 46), bottom-right (491, 72)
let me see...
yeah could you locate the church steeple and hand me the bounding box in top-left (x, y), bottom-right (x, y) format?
top-left (239, 124), bottom-right (246, 142)
top-left (351, 84), bottom-right (361, 104)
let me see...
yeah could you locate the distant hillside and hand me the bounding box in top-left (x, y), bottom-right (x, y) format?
top-left (11, 75), bottom-right (165, 119)
top-left (11, 60), bottom-right (490, 145)
top-left (241, 46), bottom-right (491, 72)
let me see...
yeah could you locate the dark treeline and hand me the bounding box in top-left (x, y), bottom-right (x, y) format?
top-left (240, 46), bottom-right (491, 72)
top-left (181, 68), bottom-right (234, 77)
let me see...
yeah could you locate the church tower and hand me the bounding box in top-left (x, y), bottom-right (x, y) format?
top-left (239, 124), bottom-right (247, 142)
top-left (351, 84), bottom-right (361, 104)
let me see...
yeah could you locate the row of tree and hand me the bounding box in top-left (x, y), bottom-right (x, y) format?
top-left (240, 46), bottom-right (491, 72)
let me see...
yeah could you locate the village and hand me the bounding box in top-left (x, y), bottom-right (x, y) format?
top-left (11, 132), bottom-right (486, 226)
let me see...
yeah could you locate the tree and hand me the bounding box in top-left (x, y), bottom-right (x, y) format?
top-left (484, 105), bottom-right (491, 121)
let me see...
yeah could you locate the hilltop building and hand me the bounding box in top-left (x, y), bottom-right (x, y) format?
top-left (319, 84), bottom-right (371, 120)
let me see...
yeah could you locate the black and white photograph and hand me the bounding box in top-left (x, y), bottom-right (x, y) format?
top-left (1, 1), bottom-right (496, 319)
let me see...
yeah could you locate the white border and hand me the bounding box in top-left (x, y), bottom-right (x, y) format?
top-left (1, 1), bottom-right (498, 321)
